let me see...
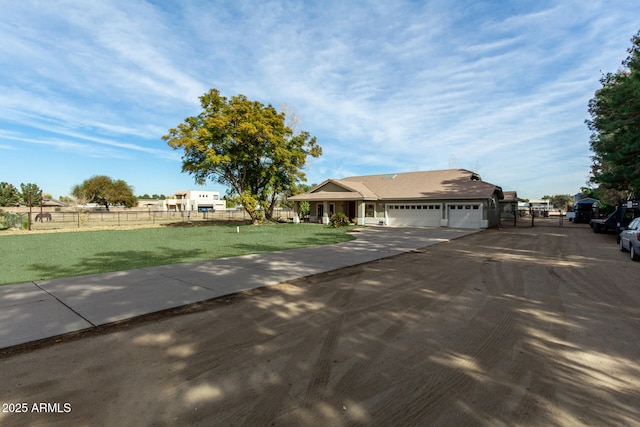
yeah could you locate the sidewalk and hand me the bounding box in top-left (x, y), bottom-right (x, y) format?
top-left (0, 227), bottom-right (478, 350)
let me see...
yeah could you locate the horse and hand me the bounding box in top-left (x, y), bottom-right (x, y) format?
top-left (35, 212), bottom-right (52, 222)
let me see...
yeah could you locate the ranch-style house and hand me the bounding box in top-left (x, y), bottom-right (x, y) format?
top-left (288, 168), bottom-right (505, 229)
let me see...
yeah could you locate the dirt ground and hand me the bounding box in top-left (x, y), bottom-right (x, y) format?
top-left (1, 221), bottom-right (639, 426)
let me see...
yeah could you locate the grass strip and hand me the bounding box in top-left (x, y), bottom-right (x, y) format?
top-left (0, 223), bottom-right (355, 285)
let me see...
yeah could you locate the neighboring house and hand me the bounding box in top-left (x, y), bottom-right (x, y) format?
top-left (42, 198), bottom-right (70, 208)
top-left (529, 199), bottom-right (551, 210)
top-left (289, 169), bottom-right (505, 229)
top-left (500, 191), bottom-right (521, 225)
top-left (164, 190), bottom-right (226, 212)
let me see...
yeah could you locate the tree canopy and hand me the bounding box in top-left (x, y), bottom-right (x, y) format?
top-left (587, 30), bottom-right (640, 199)
top-left (542, 194), bottom-right (573, 210)
top-left (71, 175), bottom-right (137, 210)
top-left (0, 182), bottom-right (20, 207)
top-left (163, 89), bottom-right (321, 224)
top-left (19, 183), bottom-right (42, 207)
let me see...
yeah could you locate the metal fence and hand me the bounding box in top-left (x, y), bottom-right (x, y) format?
top-left (499, 209), bottom-right (567, 228)
top-left (1, 209), bottom-right (295, 231)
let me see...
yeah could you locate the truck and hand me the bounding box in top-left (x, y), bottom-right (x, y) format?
top-left (590, 201), bottom-right (640, 234)
top-left (570, 198), bottom-right (601, 223)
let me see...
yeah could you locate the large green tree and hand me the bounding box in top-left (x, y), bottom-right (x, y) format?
top-left (163, 89), bottom-right (321, 223)
top-left (19, 183), bottom-right (42, 207)
top-left (72, 175), bottom-right (137, 210)
top-left (0, 182), bottom-right (20, 207)
top-left (587, 30), bottom-right (640, 199)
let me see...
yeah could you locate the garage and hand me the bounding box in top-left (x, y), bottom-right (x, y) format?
top-left (387, 204), bottom-right (441, 227)
top-left (448, 204), bottom-right (482, 228)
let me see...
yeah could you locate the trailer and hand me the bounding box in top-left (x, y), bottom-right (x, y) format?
top-left (590, 201), bottom-right (640, 235)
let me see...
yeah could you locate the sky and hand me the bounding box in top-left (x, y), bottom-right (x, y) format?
top-left (1, 0), bottom-right (638, 200)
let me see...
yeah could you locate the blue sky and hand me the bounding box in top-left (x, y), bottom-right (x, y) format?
top-left (1, 0), bottom-right (638, 200)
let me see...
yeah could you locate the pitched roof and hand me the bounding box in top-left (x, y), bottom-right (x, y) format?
top-left (501, 191), bottom-right (520, 202)
top-left (289, 169), bottom-right (503, 202)
top-left (42, 198), bottom-right (70, 207)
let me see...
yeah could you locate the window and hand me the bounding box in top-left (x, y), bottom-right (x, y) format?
top-left (366, 204), bottom-right (374, 217)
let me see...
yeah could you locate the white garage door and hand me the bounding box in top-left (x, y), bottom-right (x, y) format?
top-left (387, 204), bottom-right (441, 227)
top-left (448, 204), bottom-right (482, 228)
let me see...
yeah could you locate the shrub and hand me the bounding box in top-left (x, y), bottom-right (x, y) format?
top-left (329, 212), bottom-right (350, 228)
top-left (2, 211), bottom-right (22, 229)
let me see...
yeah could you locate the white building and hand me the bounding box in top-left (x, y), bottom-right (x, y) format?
top-left (164, 190), bottom-right (226, 212)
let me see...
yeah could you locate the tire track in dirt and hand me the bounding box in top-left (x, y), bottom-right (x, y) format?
top-left (329, 295), bottom-right (441, 405)
top-left (498, 265), bottom-right (565, 423)
top-left (274, 252), bottom-right (482, 421)
top-left (551, 229), bottom-right (640, 426)
top-left (387, 236), bottom-right (539, 424)
top-left (239, 231), bottom-right (569, 424)
top-left (394, 302), bottom-right (520, 424)
top-left (333, 255), bottom-right (483, 365)
top-left (560, 265), bottom-right (639, 317)
top-left (331, 247), bottom-right (522, 424)
top-left (472, 230), bottom-right (568, 423)
top-left (548, 229), bottom-right (640, 320)
top-left (300, 313), bottom-right (346, 408)
top-left (241, 285), bottom-right (354, 424)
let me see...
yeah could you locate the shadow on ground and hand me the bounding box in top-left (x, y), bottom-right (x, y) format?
top-left (29, 248), bottom-right (206, 280)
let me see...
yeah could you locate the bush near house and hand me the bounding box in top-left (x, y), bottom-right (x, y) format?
top-left (329, 212), bottom-right (350, 228)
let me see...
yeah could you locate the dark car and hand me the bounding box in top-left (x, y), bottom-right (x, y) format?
top-left (619, 217), bottom-right (640, 261)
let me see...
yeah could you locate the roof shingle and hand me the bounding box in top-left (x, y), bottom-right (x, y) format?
top-left (289, 169), bottom-right (503, 202)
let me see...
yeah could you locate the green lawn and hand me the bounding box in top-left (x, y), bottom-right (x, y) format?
top-left (0, 223), bottom-right (356, 285)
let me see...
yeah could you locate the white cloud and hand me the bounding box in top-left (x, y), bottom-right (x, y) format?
top-left (0, 0), bottom-right (638, 198)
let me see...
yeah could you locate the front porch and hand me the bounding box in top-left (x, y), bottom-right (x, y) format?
top-left (293, 200), bottom-right (386, 226)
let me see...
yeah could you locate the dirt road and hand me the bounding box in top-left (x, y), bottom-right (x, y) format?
top-left (1, 222), bottom-right (639, 426)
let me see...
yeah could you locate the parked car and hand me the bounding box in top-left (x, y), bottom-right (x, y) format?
top-left (619, 217), bottom-right (640, 261)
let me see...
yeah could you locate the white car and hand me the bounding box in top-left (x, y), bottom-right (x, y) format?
top-left (619, 217), bottom-right (640, 261)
